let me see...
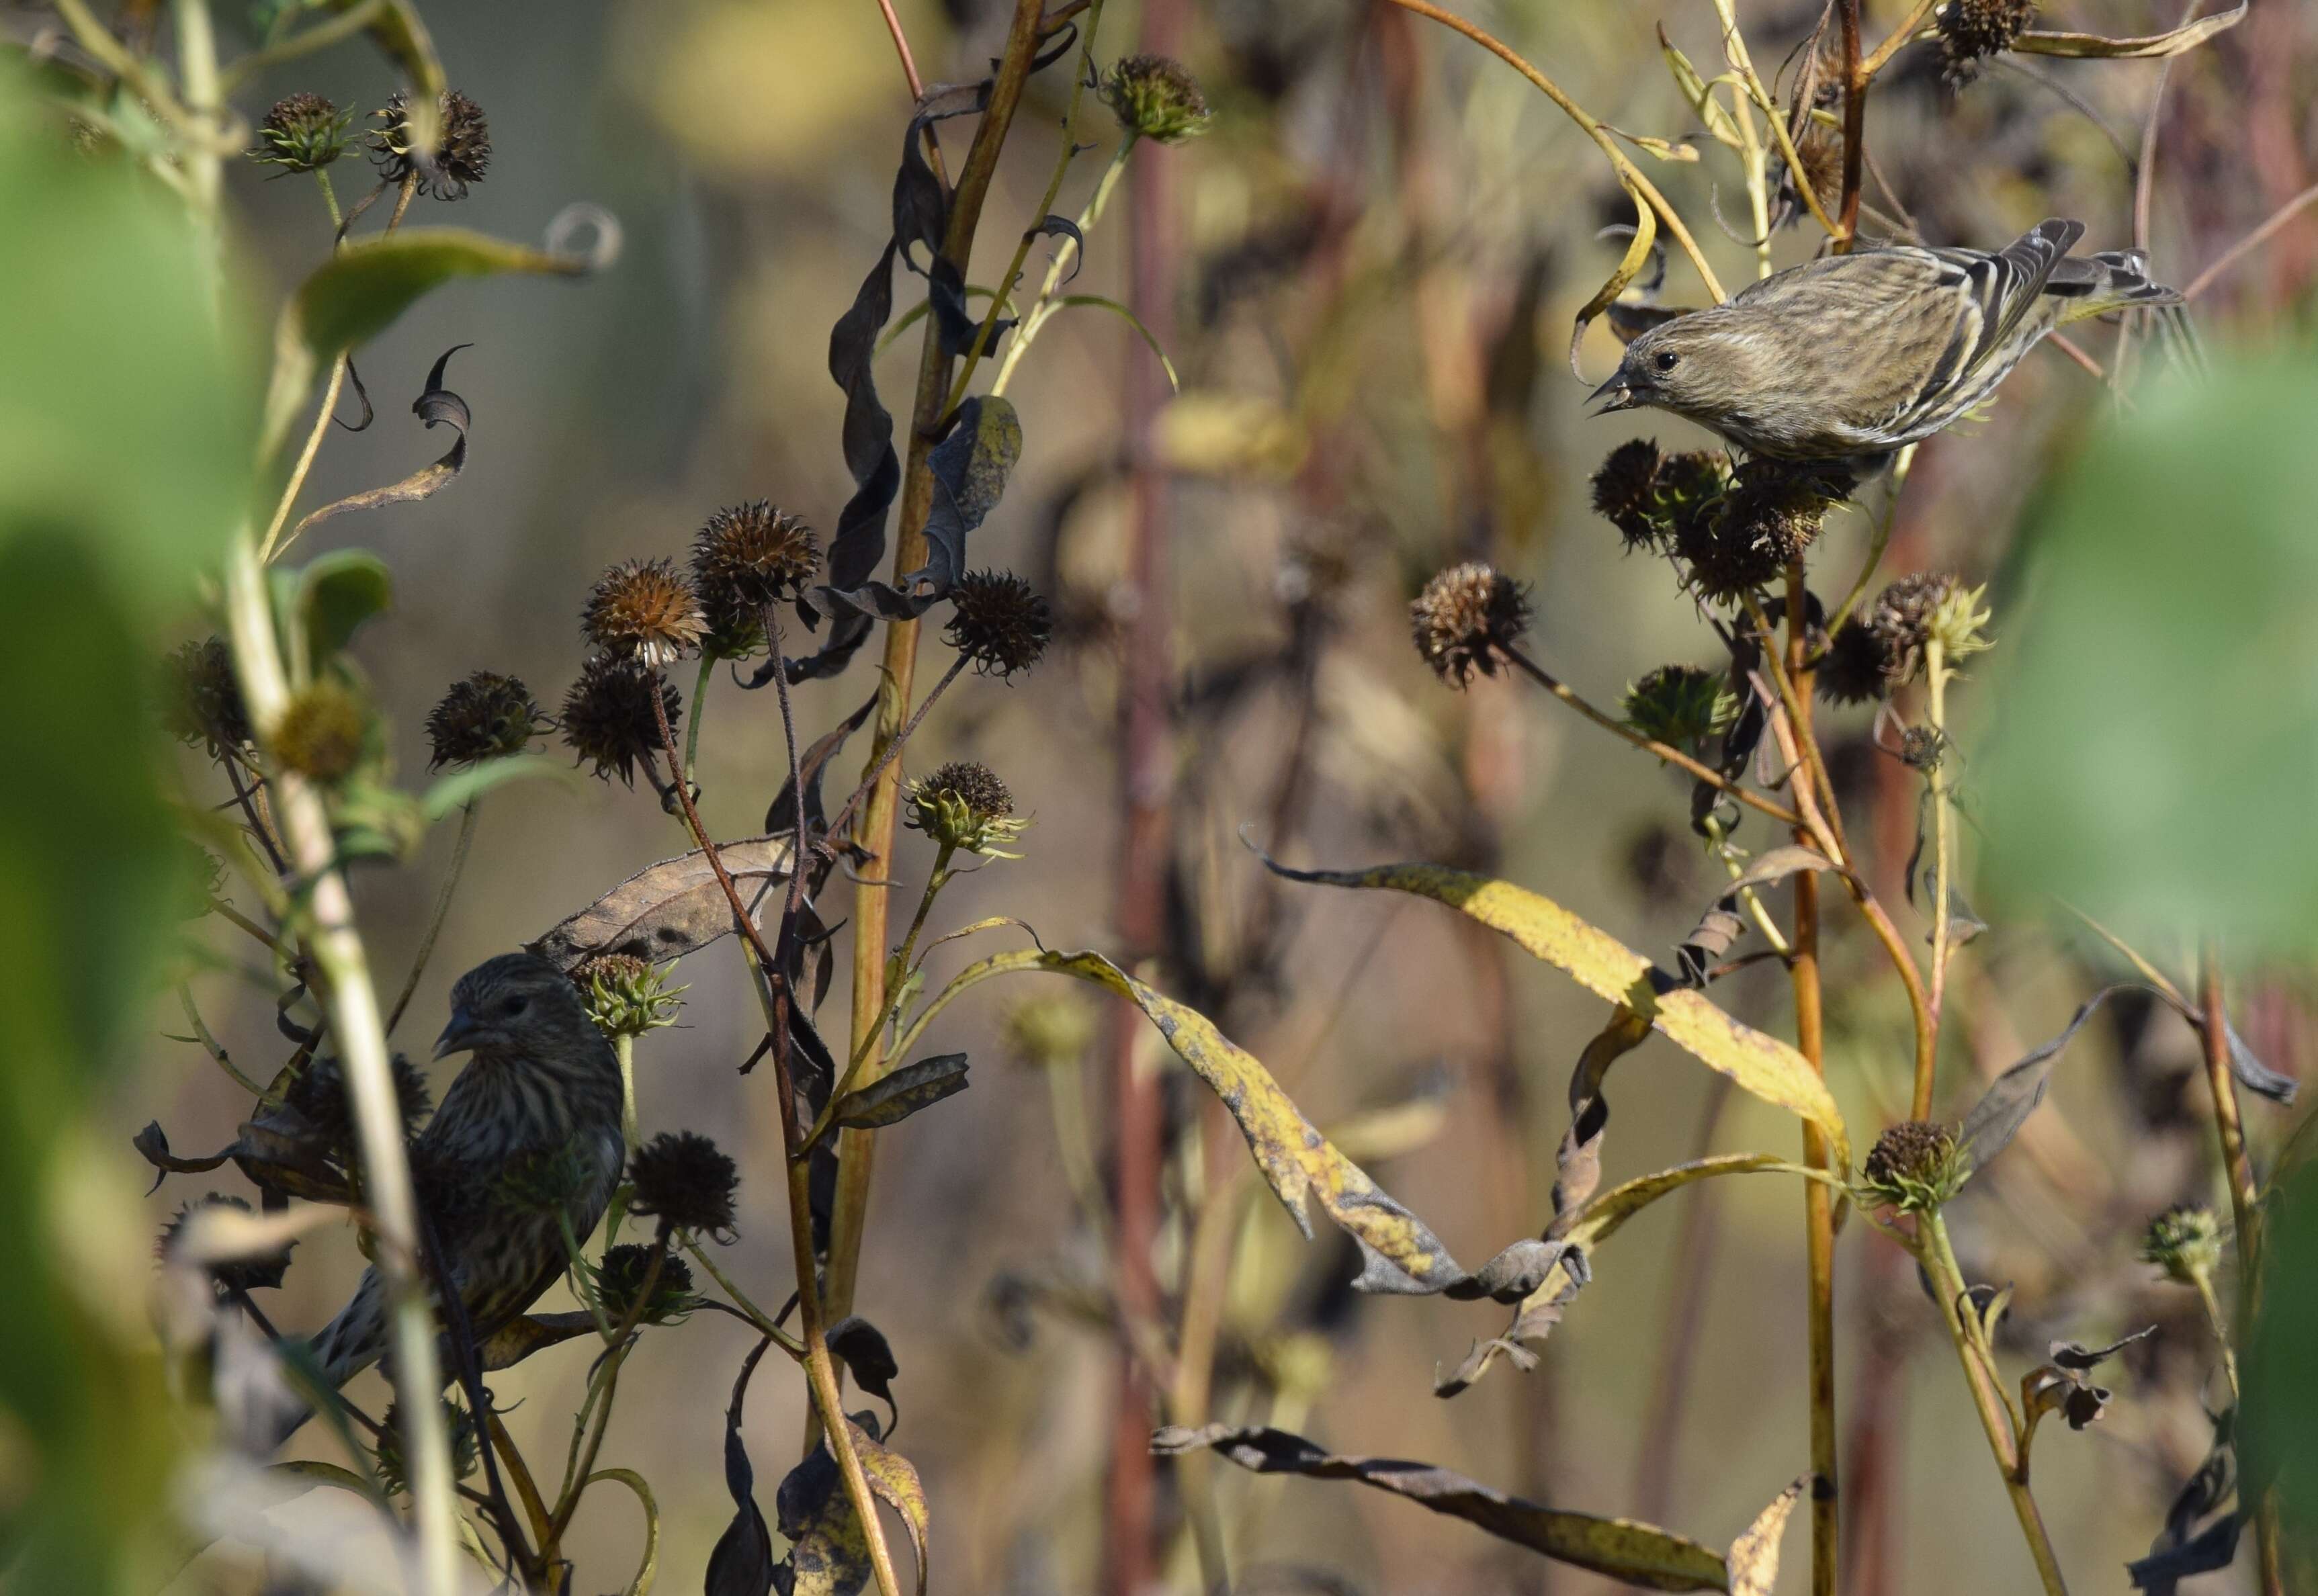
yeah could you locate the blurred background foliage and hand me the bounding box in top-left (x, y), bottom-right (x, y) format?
top-left (7, 0), bottom-right (2318, 1589)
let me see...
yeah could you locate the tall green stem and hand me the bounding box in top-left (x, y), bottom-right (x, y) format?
top-left (1926, 637), bottom-right (1956, 1049)
top-left (989, 136), bottom-right (1137, 399)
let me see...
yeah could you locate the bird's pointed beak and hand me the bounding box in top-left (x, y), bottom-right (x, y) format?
top-left (1588, 373), bottom-right (1637, 416)
top-left (434, 1004), bottom-right (482, 1061)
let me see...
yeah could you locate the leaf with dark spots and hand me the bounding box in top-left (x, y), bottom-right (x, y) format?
top-left (1027, 214), bottom-right (1086, 283)
top-left (1725, 1477), bottom-right (1808, 1596)
top-left (847, 1419), bottom-right (930, 1596)
top-left (2127, 1515), bottom-right (2241, 1593)
top-left (284, 345), bottom-right (473, 545)
top-left (1152, 1425), bottom-right (1730, 1589)
top-left (707, 1337), bottom-right (778, 1596)
top-left (775, 1442), bottom-right (868, 1596)
top-left (132, 1121), bottom-right (232, 1192)
top-left (826, 1318), bottom-right (900, 1433)
top-left (2050, 1325), bottom-right (2157, 1371)
top-left (529, 837), bottom-right (793, 971)
top-left (1958, 983), bottom-right (2149, 1176)
top-left (767, 692), bottom-right (880, 835)
top-left (832, 1054), bottom-right (970, 1130)
top-left (812, 398), bottom-right (1022, 627)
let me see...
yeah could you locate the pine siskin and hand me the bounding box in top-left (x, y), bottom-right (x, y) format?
top-left (275, 952), bottom-right (624, 1444)
top-left (1590, 220), bottom-right (2182, 464)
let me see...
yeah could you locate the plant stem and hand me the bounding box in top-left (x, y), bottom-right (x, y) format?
top-left (683, 654), bottom-right (714, 791)
top-left (314, 166), bottom-right (344, 230)
top-left (223, 536), bottom-right (460, 1596)
top-left (386, 797), bottom-right (480, 1035)
top-left (819, 654), bottom-right (968, 855)
top-left (615, 1033), bottom-right (639, 1156)
top-left (1836, 0), bottom-right (1866, 245)
top-left (989, 137), bottom-right (1136, 400)
top-left (1926, 637), bottom-right (1956, 1050)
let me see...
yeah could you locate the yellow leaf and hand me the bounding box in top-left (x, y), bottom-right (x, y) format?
top-left (1727, 1476), bottom-right (1809, 1596)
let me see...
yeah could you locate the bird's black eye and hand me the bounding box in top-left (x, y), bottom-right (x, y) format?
top-left (1653, 350), bottom-right (1680, 373)
top-left (501, 995), bottom-right (529, 1017)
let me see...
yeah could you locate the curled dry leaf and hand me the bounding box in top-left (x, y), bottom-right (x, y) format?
top-left (2010, 0), bottom-right (2246, 56)
top-left (705, 1338), bottom-right (777, 1596)
top-left (1957, 983), bottom-right (2147, 1175)
top-left (831, 1054), bottom-right (970, 1130)
top-left (284, 345), bottom-right (473, 546)
top-left (530, 836), bottom-right (793, 971)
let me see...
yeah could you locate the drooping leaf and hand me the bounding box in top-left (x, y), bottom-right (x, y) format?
top-left (2127, 1515), bottom-right (2241, 1593)
top-left (295, 548), bottom-right (392, 664)
top-left (832, 1054), bottom-right (970, 1130)
top-left (1658, 27), bottom-right (1744, 148)
top-left (812, 396), bottom-right (1021, 625)
top-left (765, 689), bottom-right (880, 834)
top-left (132, 1121), bottom-right (234, 1191)
top-left (1572, 184), bottom-right (1659, 380)
top-left (825, 1319), bottom-right (900, 1433)
top-left (1152, 1425), bottom-right (1730, 1590)
top-left (585, 1467), bottom-right (662, 1596)
top-left (2012, 1), bottom-right (2245, 56)
top-left (848, 1419), bottom-right (929, 1596)
top-left (2049, 1326), bottom-right (2158, 1372)
top-left (1956, 983), bottom-right (2145, 1175)
top-left (775, 1442), bottom-right (869, 1596)
top-left (284, 345), bottom-right (473, 545)
top-left (2131, 1417), bottom-right (2238, 1596)
top-left (705, 1338), bottom-right (777, 1596)
top-left (1028, 214), bottom-right (1086, 282)
top-left (1674, 846), bottom-right (1831, 985)
top-left (529, 837), bottom-right (793, 970)
top-left (1054, 295), bottom-right (1181, 392)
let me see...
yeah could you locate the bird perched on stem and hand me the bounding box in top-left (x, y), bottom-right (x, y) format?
top-left (1589, 219), bottom-right (2184, 466)
top-left (275, 952), bottom-right (624, 1444)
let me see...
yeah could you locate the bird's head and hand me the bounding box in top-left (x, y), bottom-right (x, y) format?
top-left (1588, 311), bottom-right (1776, 436)
top-left (435, 951), bottom-right (601, 1063)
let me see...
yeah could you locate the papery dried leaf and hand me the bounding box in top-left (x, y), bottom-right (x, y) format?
top-left (2049, 1325), bottom-right (2157, 1371)
top-left (2012, 1), bottom-right (2245, 56)
top-left (1152, 1425), bottom-right (1729, 1589)
top-left (826, 1318), bottom-right (900, 1429)
top-left (1027, 214), bottom-right (1086, 283)
top-left (848, 1419), bottom-right (929, 1596)
top-left (775, 1444), bottom-right (870, 1596)
top-left (284, 345), bottom-right (472, 545)
top-left (2135, 1423), bottom-right (2237, 1595)
top-left (1254, 852), bottom-right (1849, 1168)
top-left (832, 1054), bottom-right (970, 1130)
top-left (707, 1338), bottom-right (778, 1596)
top-left (530, 837), bottom-right (793, 971)
top-left (132, 1121), bottom-right (234, 1192)
top-left (1957, 983), bottom-right (2145, 1175)
top-left (2225, 1020), bottom-right (2299, 1104)
top-left (1674, 846), bottom-right (1832, 984)
top-left (767, 691), bottom-right (881, 836)
top-left (2025, 1366), bottom-right (2113, 1431)
top-left (1726, 1476), bottom-right (1809, 1596)
top-left (813, 397), bottom-right (1021, 626)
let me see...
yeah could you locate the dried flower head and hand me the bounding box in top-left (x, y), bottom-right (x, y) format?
top-left (1938, 0), bottom-right (2038, 84)
top-left (159, 1193), bottom-right (295, 1294)
top-left (1870, 572), bottom-right (1960, 686)
top-left (583, 558), bottom-right (707, 668)
top-left (1410, 562), bottom-right (1531, 685)
top-left (1623, 664), bottom-right (1737, 749)
top-left (628, 1130), bottom-right (740, 1240)
top-left (376, 1398), bottom-right (479, 1498)
top-left (945, 570), bottom-right (1053, 679)
top-left (272, 678), bottom-right (370, 783)
top-left (1818, 617), bottom-right (1895, 705)
top-left (1102, 54), bottom-right (1213, 143)
top-left (574, 952), bottom-right (687, 1040)
top-left (164, 636), bottom-right (251, 758)
top-left (594, 1242), bottom-right (698, 1325)
top-left (562, 656), bottom-right (682, 785)
top-left (906, 760), bottom-right (1029, 858)
top-left (691, 502), bottom-right (820, 656)
top-left (1591, 439), bottom-right (1667, 550)
top-left (1859, 1120), bottom-right (1971, 1214)
top-left (1899, 725), bottom-right (1947, 771)
top-left (249, 91), bottom-right (351, 173)
top-left (425, 670), bottom-right (545, 769)
top-left (368, 88), bottom-right (491, 199)
top-left (2140, 1203), bottom-right (2225, 1286)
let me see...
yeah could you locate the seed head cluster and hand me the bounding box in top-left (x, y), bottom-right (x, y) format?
top-left (2140, 1202), bottom-right (2224, 1285)
top-left (906, 760), bottom-right (1029, 857)
top-left (1860, 1119), bottom-right (1971, 1214)
top-left (584, 558), bottom-right (707, 668)
top-left (1938, 0), bottom-right (2038, 83)
top-left (945, 570), bottom-right (1053, 679)
top-left (369, 88), bottom-right (492, 200)
top-left (1410, 562), bottom-right (1532, 685)
top-left (561, 656), bottom-right (683, 785)
top-left (1818, 617), bottom-right (1897, 705)
top-left (595, 1241), bottom-right (697, 1325)
top-left (691, 502), bottom-right (820, 656)
top-left (1102, 54), bottom-right (1213, 144)
top-left (165, 636), bottom-right (251, 758)
top-left (628, 1130), bottom-right (740, 1241)
top-left (1870, 572), bottom-right (1959, 686)
top-left (1622, 664), bottom-right (1737, 749)
top-left (573, 952), bottom-right (686, 1040)
top-left (425, 670), bottom-right (546, 769)
top-left (376, 1398), bottom-right (479, 1498)
top-left (159, 1192), bottom-right (295, 1294)
top-left (249, 91), bottom-right (351, 173)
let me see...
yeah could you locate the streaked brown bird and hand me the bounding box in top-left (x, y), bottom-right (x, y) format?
top-left (1589, 219), bottom-right (2184, 465)
top-left (276, 952), bottom-right (623, 1444)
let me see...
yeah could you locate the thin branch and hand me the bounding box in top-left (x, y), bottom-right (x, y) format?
top-left (2186, 181), bottom-right (2318, 300)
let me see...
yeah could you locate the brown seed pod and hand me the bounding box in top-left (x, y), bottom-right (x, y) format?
top-left (368, 88), bottom-right (491, 199)
top-left (425, 670), bottom-right (546, 769)
top-left (561, 656), bottom-right (682, 785)
top-left (583, 558), bottom-right (707, 668)
top-left (1410, 562), bottom-right (1532, 685)
top-left (945, 570), bottom-right (1053, 679)
top-left (691, 502), bottom-right (820, 655)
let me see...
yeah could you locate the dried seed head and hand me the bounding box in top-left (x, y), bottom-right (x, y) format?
top-left (594, 1241), bottom-right (698, 1326)
top-left (906, 760), bottom-right (1029, 857)
top-left (164, 636), bottom-right (251, 758)
top-left (1785, 102), bottom-right (1845, 220)
top-left (272, 678), bottom-right (370, 783)
top-left (574, 952), bottom-right (686, 1040)
top-left (583, 558), bottom-right (707, 668)
top-left (1859, 1120), bottom-right (1971, 1214)
top-left (691, 502), bottom-right (820, 656)
top-left (1622, 664), bottom-right (1737, 749)
top-left (945, 570), bottom-right (1053, 679)
top-left (1410, 562), bottom-right (1532, 685)
top-left (376, 1398), bottom-right (479, 1498)
top-left (2140, 1203), bottom-right (2225, 1286)
top-left (1102, 54), bottom-right (1213, 143)
top-left (368, 88), bottom-right (491, 199)
top-left (249, 91), bottom-right (351, 173)
top-left (1870, 572), bottom-right (1960, 686)
top-left (1938, 0), bottom-right (2038, 83)
top-left (1899, 725), bottom-right (1947, 771)
top-left (1818, 617), bottom-right (1895, 705)
top-left (425, 670), bottom-right (545, 769)
top-left (628, 1130), bottom-right (740, 1241)
top-left (159, 1193), bottom-right (295, 1294)
top-left (1591, 439), bottom-right (1667, 551)
top-left (286, 1053), bottom-right (432, 1161)
top-left (561, 655), bottom-right (682, 785)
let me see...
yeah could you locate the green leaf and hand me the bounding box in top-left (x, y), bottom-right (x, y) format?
top-left (297, 548), bottom-right (392, 662)
top-left (1056, 295), bottom-right (1181, 392)
top-left (1659, 28), bottom-right (1745, 148)
top-left (419, 754), bottom-right (569, 820)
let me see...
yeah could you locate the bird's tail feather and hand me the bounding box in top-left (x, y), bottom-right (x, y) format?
top-left (2049, 247), bottom-right (2185, 322)
top-left (265, 1270), bottom-right (390, 1450)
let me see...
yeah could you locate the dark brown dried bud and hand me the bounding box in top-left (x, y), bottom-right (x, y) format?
top-left (425, 670), bottom-right (545, 769)
top-left (1938, 0), bottom-right (2038, 83)
top-left (1817, 617), bottom-right (1895, 705)
top-left (376, 1398), bottom-right (479, 1497)
top-left (628, 1130), bottom-right (739, 1241)
top-left (560, 656), bottom-right (681, 785)
top-left (272, 678), bottom-right (369, 783)
top-left (945, 570), bottom-right (1053, 679)
top-left (1870, 572), bottom-right (1960, 686)
top-left (164, 636), bottom-right (251, 758)
top-left (159, 1193), bottom-right (296, 1293)
top-left (905, 760), bottom-right (1028, 856)
top-left (1591, 439), bottom-right (1666, 550)
top-left (249, 91), bottom-right (351, 173)
top-left (583, 558), bottom-right (706, 668)
top-left (595, 1241), bottom-right (697, 1325)
top-left (1410, 562), bottom-right (1531, 686)
top-left (368, 89), bottom-right (491, 199)
top-left (691, 502), bottom-right (820, 656)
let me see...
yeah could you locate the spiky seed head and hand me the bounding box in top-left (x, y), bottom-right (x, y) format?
top-left (249, 91), bottom-right (351, 173)
top-left (1818, 617), bottom-right (1895, 705)
top-left (1859, 1120), bottom-right (1971, 1214)
top-left (1591, 439), bottom-right (1668, 550)
top-left (272, 678), bottom-right (370, 783)
top-left (1623, 664), bottom-right (1737, 749)
top-left (594, 1242), bottom-right (699, 1325)
top-left (1938, 0), bottom-right (2038, 83)
top-left (1899, 725), bottom-right (1947, 771)
top-left (368, 88), bottom-right (491, 199)
top-left (583, 558), bottom-right (706, 668)
top-left (1101, 54), bottom-right (1213, 143)
top-left (158, 1193), bottom-right (295, 1294)
top-left (1004, 990), bottom-right (1099, 1069)
top-left (1410, 562), bottom-right (1532, 686)
top-left (690, 502), bottom-right (820, 656)
top-left (628, 1130), bottom-right (740, 1241)
top-left (561, 656), bottom-right (682, 785)
top-left (2140, 1203), bottom-right (2225, 1286)
top-left (1786, 109), bottom-right (1845, 219)
top-left (425, 670), bottom-right (545, 770)
top-left (164, 636), bottom-right (252, 758)
top-left (945, 570), bottom-right (1053, 679)
top-left (376, 1398), bottom-right (479, 1497)
top-left (574, 952), bottom-right (687, 1040)
top-left (1870, 572), bottom-right (1960, 686)
top-left (906, 760), bottom-right (1029, 857)
top-left (286, 1053), bottom-right (431, 1161)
